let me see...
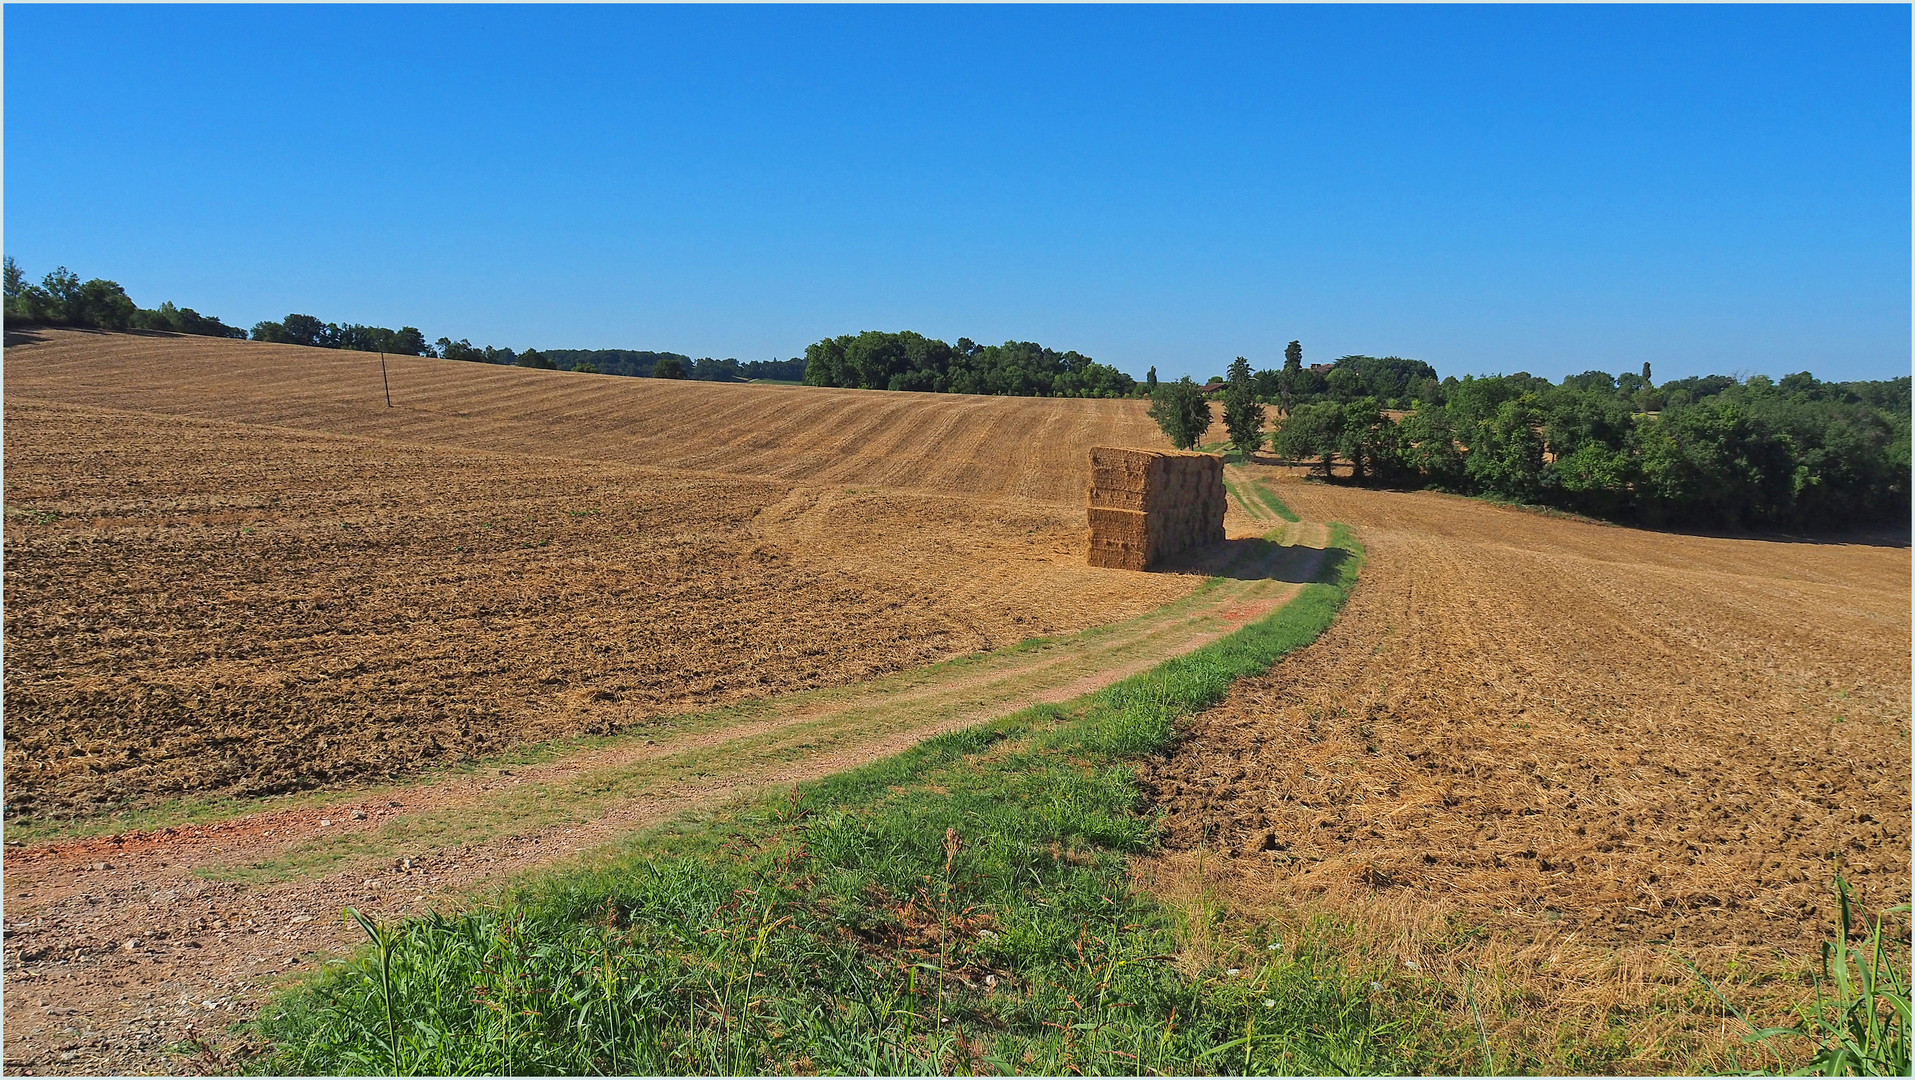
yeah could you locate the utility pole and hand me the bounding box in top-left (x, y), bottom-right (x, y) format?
top-left (380, 350), bottom-right (392, 407)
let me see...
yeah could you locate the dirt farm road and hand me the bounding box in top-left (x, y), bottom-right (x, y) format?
top-left (2, 474), bottom-right (1318, 1076)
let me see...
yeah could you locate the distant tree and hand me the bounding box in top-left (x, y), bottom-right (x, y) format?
top-left (1642, 361), bottom-right (1653, 386)
top-left (1279, 340), bottom-right (1302, 417)
top-left (572, 361), bottom-right (600, 375)
top-left (1550, 442), bottom-right (1635, 518)
top-left (390, 327), bottom-right (429, 357)
top-left (1221, 355), bottom-right (1266, 457)
top-left (1635, 399), bottom-right (1796, 528)
top-left (1147, 377), bottom-right (1212, 450)
top-left (3, 265), bottom-right (137, 329)
top-left (1146, 366), bottom-right (1158, 394)
top-left (801, 329), bottom-right (1133, 397)
top-left (517, 348), bottom-right (555, 370)
top-left (130, 301), bottom-right (246, 338)
top-left (40, 266), bottom-right (82, 317)
top-left (1397, 405), bottom-right (1466, 489)
top-left (1324, 364), bottom-right (1367, 403)
top-left (1337, 397), bottom-right (1399, 484)
top-left (71, 278), bottom-right (137, 329)
top-left (436, 337), bottom-right (484, 362)
top-left (1271, 402), bottom-right (1343, 479)
top-left (653, 356), bottom-right (688, 379)
top-left (1463, 398), bottom-right (1548, 503)
top-left (280, 313), bottom-right (327, 347)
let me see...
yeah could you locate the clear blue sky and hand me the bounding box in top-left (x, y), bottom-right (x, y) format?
top-left (5, 4), bottom-right (1908, 383)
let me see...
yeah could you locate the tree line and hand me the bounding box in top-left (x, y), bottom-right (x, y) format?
top-left (13, 258), bottom-right (1902, 531)
top-left (5, 258), bottom-right (250, 338)
top-left (1148, 342), bottom-right (1909, 532)
top-left (2, 259), bottom-right (801, 383)
top-left (801, 330), bottom-right (1137, 397)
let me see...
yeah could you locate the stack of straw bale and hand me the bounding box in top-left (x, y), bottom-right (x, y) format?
top-left (1085, 446), bottom-right (1225, 570)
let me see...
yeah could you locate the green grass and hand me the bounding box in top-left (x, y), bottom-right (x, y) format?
top-left (250, 523), bottom-right (1473, 1075)
top-left (0, 630), bottom-right (1106, 847)
top-left (1688, 876), bottom-right (1911, 1076)
top-left (3, 504), bottom-right (61, 525)
top-left (1237, 477), bottom-right (1300, 523)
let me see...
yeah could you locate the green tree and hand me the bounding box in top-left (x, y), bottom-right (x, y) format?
top-left (1636, 399), bottom-right (1797, 528)
top-left (1221, 355), bottom-right (1265, 457)
top-left (1146, 377), bottom-right (1212, 450)
top-left (1279, 340), bottom-right (1302, 417)
top-left (40, 266), bottom-right (82, 317)
top-left (1271, 401), bottom-right (1344, 479)
top-left (653, 356), bottom-right (689, 379)
top-left (5, 265), bottom-right (137, 328)
top-left (517, 348), bottom-right (555, 370)
top-left (1337, 397), bottom-right (1400, 484)
top-left (1549, 443), bottom-right (1635, 518)
top-left (390, 327), bottom-right (429, 357)
top-left (1463, 398), bottom-right (1548, 502)
top-left (1145, 366), bottom-right (1158, 394)
top-left (1324, 364), bottom-right (1367, 403)
top-left (129, 301), bottom-right (246, 338)
top-left (1397, 405), bottom-right (1466, 489)
top-left (273, 313), bottom-right (326, 347)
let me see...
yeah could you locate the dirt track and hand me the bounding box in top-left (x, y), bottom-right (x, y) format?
top-left (2, 388), bottom-right (1193, 821)
top-left (0, 512), bottom-right (1322, 1075)
top-left (1144, 470), bottom-right (1910, 953)
top-left (2, 331), bottom-right (1312, 1074)
top-left (10, 330), bottom-right (1907, 1072)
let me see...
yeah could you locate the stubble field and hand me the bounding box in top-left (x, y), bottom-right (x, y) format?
top-left (3, 328), bottom-right (1910, 1073)
top-left (3, 330), bottom-right (1196, 822)
top-left (1141, 468), bottom-right (1910, 1067)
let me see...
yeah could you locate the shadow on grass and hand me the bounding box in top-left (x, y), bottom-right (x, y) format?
top-left (1160, 538), bottom-right (1349, 583)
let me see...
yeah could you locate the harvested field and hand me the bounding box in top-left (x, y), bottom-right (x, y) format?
top-left (1145, 471), bottom-right (1910, 948)
top-left (0, 330), bottom-right (1310, 1074)
top-left (1140, 468), bottom-right (1910, 1066)
top-left (1, 328), bottom-right (1203, 822)
top-left (2, 328), bottom-right (1170, 503)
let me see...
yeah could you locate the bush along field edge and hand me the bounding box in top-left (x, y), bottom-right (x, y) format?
top-left (249, 523), bottom-right (1477, 1076)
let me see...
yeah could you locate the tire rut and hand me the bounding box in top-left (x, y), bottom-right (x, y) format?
top-left (3, 482), bottom-right (1320, 1075)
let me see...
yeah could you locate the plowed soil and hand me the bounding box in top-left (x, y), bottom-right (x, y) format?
top-left (1, 328), bottom-right (1318, 1074)
top-left (3, 327), bottom-right (1170, 503)
top-left (4, 329), bottom-right (1198, 823)
top-left (1143, 470), bottom-right (1911, 953)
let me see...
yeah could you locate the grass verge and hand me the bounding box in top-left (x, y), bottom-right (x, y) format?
top-left (1686, 876), bottom-right (1910, 1076)
top-left (249, 523), bottom-right (1469, 1075)
top-left (1240, 477), bottom-right (1300, 523)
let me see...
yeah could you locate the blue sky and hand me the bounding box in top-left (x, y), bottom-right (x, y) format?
top-left (5, 4), bottom-right (1908, 382)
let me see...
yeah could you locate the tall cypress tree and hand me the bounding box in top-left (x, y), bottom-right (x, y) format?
top-left (1222, 355), bottom-right (1266, 457)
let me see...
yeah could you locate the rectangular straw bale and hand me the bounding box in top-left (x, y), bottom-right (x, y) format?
top-left (1086, 507), bottom-right (1151, 570)
top-left (1085, 446), bottom-right (1226, 569)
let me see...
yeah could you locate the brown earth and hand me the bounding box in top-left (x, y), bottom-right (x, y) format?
top-left (0, 507), bottom-right (1321, 1077)
top-left (0, 326), bottom-right (1306, 1073)
top-left (1145, 469), bottom-right (1910, 947)
top-left (1140, 467), bottom-right (1911, 1068)
top-left (1, 327), bottom-right (1170, 503)
top-left (2, 330), bottom-right (1204, 822)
